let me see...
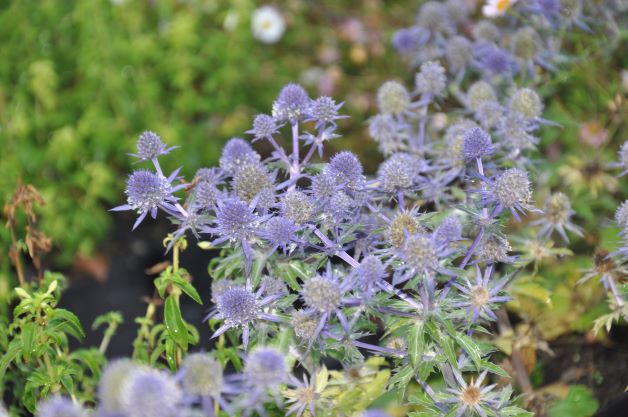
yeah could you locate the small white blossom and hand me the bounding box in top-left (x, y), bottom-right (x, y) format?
top-left (251, 6), bottom-right (286, 44)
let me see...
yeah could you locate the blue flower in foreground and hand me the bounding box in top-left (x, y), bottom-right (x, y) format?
top-left (299, 263), bottom-right (354, 349)
top-left (119, 368), bottom-right (182, 417)
top-left (178, 353), bottom-right (238, 416)
top-left (111, 169), bottom-right (184, 230)
top-left (36, 396), bottom-right (86, 417)
top-left (236, 347), bottom-right (288, 416)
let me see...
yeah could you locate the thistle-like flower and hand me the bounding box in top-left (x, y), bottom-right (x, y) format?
top-left (441, 369), bottom-right (500, 416)
top-left (248, 114), bottom-right (280, 141)
top-left (452, 266), bottom-right (510, 321)
top-left (609, 141), bottom-right (628, 177)
top-left (308, 96), bottom-right (345, 128)
top-left (261, 216), bottom-right (300, 254)
top-left (488, 168), bottom-right (535, 220)
top-left (281, 189), bottom-right (315, 224)
top-left (415, 61), bottom-right (447, 98)
top-left (181, 353), bottom-right (224, 397)
top-left (111, 168), bottom-right (184, 230)
top-left (36, 396), bottom-right (87, 417)
top-left (377, 81), bottom-right (411, 115)
top-left (119, 368), bottom-right (182, 417)
top-left (219, 138), bottom-right (261, 175)
top-left (98, 359), bottom-right (139, 413)
top-left (377, 153), bottom-right (424, 195)
top-left (208, 284), bottom-right (283, 349)
top-left (416, 1), bottom-right (453, 36)
top-left (130, 131), bottom-right (177, 161)
top-left (532, 192), bottom-right (582, 241)
top-left (272, 83), bottom-right (310, 122)
top-left (510, 88), bottom-right (543, 120)
top-left (232, 162), bottom-right (275, 209)
top-left (354, 254), bottom-right (387, 297)
top-left (466, 81), bottom-right (497, 112)
top-left (462, 127), bottom-right (493, 161)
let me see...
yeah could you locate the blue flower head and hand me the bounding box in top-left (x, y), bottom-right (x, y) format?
top-left (98, 359), bottom-right (138, 413)
top-left (247, 113), bottom-right (280, 141)
top-left (328, 151), bottom-right (363, 185)
top-left (415, 61), bottom-right (447, 97)
top-left (308, 96), bottom-right (345, 128)
top-left (36, 396), bottom-right (86, 417)
top-left (130, 131), bottom-right (177, 161)
top-left (392, 26), bottom-right (428, 54)
top-left (244, 347), bottom-right (288, 390)
top-left (119, 368), bottom-right (182, 417)
top-left (180, 353), bottom-right (224, 398)
top-left (112, 168), bottom-right (183, 229)
top-left (219, 138), bottom-right (261, 175)
top-left (272, 83), bottom-right (310, 122)
top-left (462, 127), bottom-right (493, 161)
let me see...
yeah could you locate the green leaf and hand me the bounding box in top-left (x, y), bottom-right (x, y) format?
top-left (164, 295), bottom-right (188, 350)
top-left (49, 308), bottom-right (85, 340)
top-left (479, 360), bottom-right (510, 378)
top-left (0, 340), bottom-right (21, 380)
top-left (169, 273), bottom-right (202, 305)
top-left (165, 338), bottom-right (178, 371)
top-left (455, 333), bottom-right (482, 369)
top-left (154, 272), bottom-right (169, 299)
top-left (549, 385), bottom-right (599, 417)
top-left (92, 311), bottom-right (124, 330)
top-left (70, 348), bottom-right (106, 376)
top-left (501, 406), bottom-right (534, 417)
top-left (21, 322), bottom-right (38, 361)
top-left (408, 321), bottom-right (424, 366)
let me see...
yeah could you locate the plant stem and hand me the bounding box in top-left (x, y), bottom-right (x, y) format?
top-left (98, 320), bottom-right (120, 355)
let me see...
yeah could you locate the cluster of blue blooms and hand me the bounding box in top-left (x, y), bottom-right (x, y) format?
top-left (29, 2), bottom-right (626, 417)
top-left (392, 0), bottom-right (625, 82)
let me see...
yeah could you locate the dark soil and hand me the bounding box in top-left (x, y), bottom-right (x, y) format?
top-left (60, 211), bottom-right (216, 358)
top-left (540, 327), bottom-right (628, 410)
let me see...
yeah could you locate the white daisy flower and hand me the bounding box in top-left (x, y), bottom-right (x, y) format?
top-left (482, 0), bottom-right (517, 17)
top-left (251, 6), bottom-right (286, 44)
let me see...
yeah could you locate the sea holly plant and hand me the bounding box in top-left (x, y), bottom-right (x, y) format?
top-left (92, 67), bottom-right (564, 415)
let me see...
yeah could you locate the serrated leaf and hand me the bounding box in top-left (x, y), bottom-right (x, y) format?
top-left (164, 295), bottom-right (188, 350)
top-left (455, 334), bottom-right (482, 369)
top-left (408, 321), bottom-right (424, 366)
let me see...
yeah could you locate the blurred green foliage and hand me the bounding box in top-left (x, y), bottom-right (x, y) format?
top-left (0, 0), bottom-right (404, 264)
